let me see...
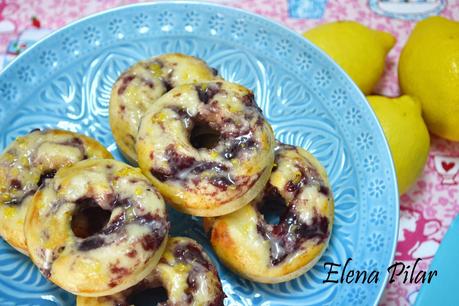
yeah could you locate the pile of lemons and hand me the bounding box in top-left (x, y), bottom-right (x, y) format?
top-left (303, 17), bottom-right (459, 195)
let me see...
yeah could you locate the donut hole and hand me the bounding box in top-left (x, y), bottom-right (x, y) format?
top-left (190, 121), bottom-right (220, 149)
top-left (127, 286), bottom-right (168, 305)
top-left (259, 190), bottom-right (288, 225)
top-left (71, 198), bottom-right (111, 238)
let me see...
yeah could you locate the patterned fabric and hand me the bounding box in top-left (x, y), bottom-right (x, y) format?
top-left (288, 0), bottom-right (329, 19)
top-left (1, 1), bottom-right (458, 305)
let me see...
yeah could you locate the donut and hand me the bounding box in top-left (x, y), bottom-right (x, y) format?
top-left (24, 159), bottom-right (169, 297)
top-left (0, 129), bottom-right (112, 254)
top-left (136, 80), bottom-right (275, 217)
top-left (77, 237), bottom-right (225, 306)
top-left (109, 53), bottom-right (219, 163)
top-left (204, 143), bottom-right (334, 283)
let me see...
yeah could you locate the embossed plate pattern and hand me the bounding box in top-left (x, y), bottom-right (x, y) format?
top-left (0, 2), bottom-right (398, 305)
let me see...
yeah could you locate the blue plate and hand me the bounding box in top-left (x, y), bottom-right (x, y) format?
top-left (0, 2), bottom-right (399, 305)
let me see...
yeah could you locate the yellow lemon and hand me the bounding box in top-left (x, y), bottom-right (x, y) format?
top-left (368, 95), bottom-right (430, 195)
top-left (399, 16), bottom-right (459, 141)
top-left (303, 21), bottom-right (396, 94)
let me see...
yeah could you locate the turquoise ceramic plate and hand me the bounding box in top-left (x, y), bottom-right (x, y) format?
top-left (0, 2), bottom-right (398, 305)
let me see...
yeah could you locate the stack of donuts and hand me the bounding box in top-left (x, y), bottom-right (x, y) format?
top-left (0, 53), bottom-right (334, 304)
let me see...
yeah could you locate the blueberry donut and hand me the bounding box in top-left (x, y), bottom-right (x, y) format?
top-left (136, 81), bottom-right (275, 217)
top-left (25, 159), bottom-right (169, 297)
top-left (204, 143), bottom-right (334, 283)
top-left (110, 53), bottom-right (219, 163)
top-left (0, 129), bottom-right (112, 254)
top-left (77, 237), bottom-right (225, 306)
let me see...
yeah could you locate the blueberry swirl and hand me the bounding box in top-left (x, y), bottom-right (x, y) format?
top-left (25, 159), bottom-right (169, 297)
top-left (0, 129), bottom-right (112, 254)
top-left (136, 81), bottom-right (275, 217)
top-left (77, 237), bottom-right (225, 306)
top-left (204, 143), bottom-right (334, 283)
top-left (110, 53), bottom-right (219, 163)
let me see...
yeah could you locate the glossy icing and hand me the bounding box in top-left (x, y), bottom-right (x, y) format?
top-left (204, 143), bottom-right (334, 283)
top-left (0, 129), bottom-right (112, 254)
top-left (137, 81), bottom-right (275, 217)
top-left (24, 159), bottom-right (169, 297)
top-left (110, 53), bottom-right (219, 163)
top-left (77, 237), bottom-right (224, 306)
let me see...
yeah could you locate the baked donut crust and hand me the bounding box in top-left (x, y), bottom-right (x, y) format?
top-left (0, 129), bottom-right (112, 254)
top-left (77, 237), bottom-right (225, 306)
top-left (25, 159), bottom-right (169, 297)
top-left (204, 143), bottom-right (334, 283)
top-left (109, 53), bottom-right (219, 163)
top-left (136, 81), bottom-right (275, 217)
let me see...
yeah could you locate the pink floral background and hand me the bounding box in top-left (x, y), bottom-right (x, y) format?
top-left (1, 1), bottom-right (458, 305)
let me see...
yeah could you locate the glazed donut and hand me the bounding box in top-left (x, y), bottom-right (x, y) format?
top-left (110, 53), bottom-right (219, 163)
top-left (25, 159), bottom-right (169, 297)
top-left (136, 81), bottom-right (275, 217)
top-left (0, 129), bottom-right (112, 254)
top-left (204, 143), bottom-right (334, 283)
top-left (77, 237), bottom-right (225, 306)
